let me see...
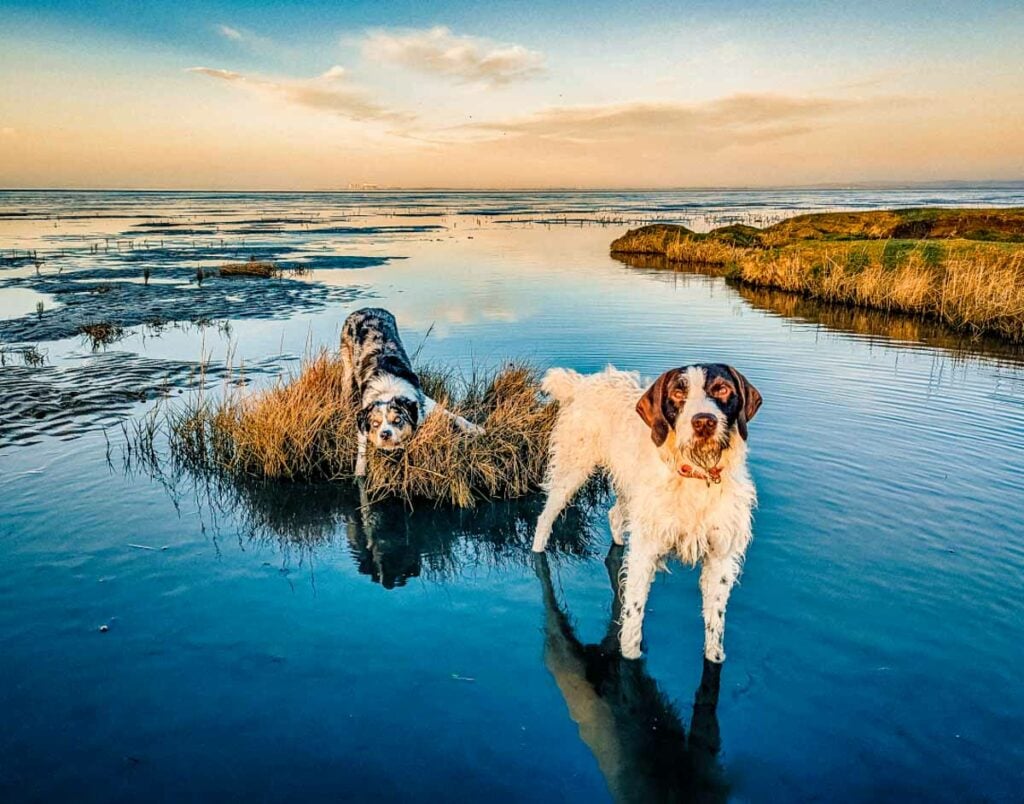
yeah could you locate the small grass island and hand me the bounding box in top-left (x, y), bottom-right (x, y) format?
top-left (611, 208), bottom-right (1024, 342)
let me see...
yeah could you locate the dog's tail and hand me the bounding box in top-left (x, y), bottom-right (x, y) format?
top-left (541, 367), bottom-right (585, 403)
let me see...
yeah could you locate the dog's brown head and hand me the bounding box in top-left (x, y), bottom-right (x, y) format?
top-left (637, 364), bottom-right (762, 472)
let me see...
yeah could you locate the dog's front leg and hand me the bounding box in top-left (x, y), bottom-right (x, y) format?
top-left (355, 431), bottom-right (368, 478)
top-left (452, 414), bottom-right (484, 435)
top-left (339, 341), bottom-right (356, 402)
top-left (423, 396), bottom-right (484, 435)
top-left (699, 553), bottom-right (740, 663)
top-left (618, 543), bottom-right (661, 659)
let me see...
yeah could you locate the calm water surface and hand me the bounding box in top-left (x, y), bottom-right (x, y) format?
top-left (1, 189), bottom-right (1023, 802)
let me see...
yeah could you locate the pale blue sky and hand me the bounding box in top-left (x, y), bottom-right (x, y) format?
top-left (2, 1), bottom-right (1022, 187)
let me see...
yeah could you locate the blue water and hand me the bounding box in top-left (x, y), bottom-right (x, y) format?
top-left (1, 189), bottom-right (1023, 802)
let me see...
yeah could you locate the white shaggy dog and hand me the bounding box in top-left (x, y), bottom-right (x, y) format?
top-left (532, 364), bottom-right (762, 662)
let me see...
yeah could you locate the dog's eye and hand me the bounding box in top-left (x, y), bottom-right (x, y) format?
top-left (710, 382), bottom-right (733, 401)
top-left (668, 383), bottom-right (687, 404)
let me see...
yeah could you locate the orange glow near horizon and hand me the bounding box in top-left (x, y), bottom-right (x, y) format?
top-left (2, 8), bottom-right (1023, 189)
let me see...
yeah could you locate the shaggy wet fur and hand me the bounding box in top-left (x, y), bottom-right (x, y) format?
top-left (532, 365), bottom-right (762, 662)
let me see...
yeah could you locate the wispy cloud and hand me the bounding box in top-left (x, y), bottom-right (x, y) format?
top-left (456, 93), bottom-right (911, 147)
top-left (361, 26), bottom-right (544, 87)
top-left (217, 24), bottom-right (244, 41)
top-left (215, 23), bottom-right (274, 53)
top-left (187, 65), bottom-right (411, 124)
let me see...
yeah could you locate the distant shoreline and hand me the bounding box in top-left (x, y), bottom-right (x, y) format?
top-left (2, 181), bottom-right (1024, 194)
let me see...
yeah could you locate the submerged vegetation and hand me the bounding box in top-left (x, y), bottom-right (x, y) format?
top-left (611, 209), bottom-right (1024, 341)
top-left (79, 321), bottom-right (126, 349)
top-left (140, 354), bottom-right (557, 508)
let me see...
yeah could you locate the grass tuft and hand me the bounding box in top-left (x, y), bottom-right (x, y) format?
top-left (220, 259), bottom-right (281, 278)
top-left (79, 321), bottom-right (126, 349)
top-left (159, 353), bottom-right (557, 507)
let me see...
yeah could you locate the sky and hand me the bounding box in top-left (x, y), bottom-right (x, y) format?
top-left (1, 0), bottom-right (1023, 189)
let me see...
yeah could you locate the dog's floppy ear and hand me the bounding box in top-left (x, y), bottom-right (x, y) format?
top-left (393, 396), bottom-right (420, 427)
top-left (636, 370), bottom-right (677, 447)
top-left (356, 405), bottom-right (374, 434)
top-left (725, 366), bottom-right (762, 441)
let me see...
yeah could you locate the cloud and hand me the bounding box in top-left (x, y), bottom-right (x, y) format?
top-left (217, 24), bottom-right (244, 41)
top-left (321, 65), bottom-right (347, 81)
top-left (456, 93), bottom-right (910, 147)
top-left (215, 23), bottom-right (274, 53)
top-left (361, 26), bottom-right (544, 86)
top-left (187, 66), bottom-right (411, 124)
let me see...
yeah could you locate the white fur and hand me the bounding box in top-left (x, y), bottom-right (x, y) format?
top-left (532, 366), bottom-right (756, 663)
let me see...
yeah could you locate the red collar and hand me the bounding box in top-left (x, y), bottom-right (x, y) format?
top-left (678, 464), bottom-right (723, 485)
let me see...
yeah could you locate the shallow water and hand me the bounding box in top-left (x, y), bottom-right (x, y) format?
top-left (2, 189), bottom-right (1023, 802)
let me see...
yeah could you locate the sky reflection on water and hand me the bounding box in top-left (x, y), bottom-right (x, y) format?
top-left (1, 189), bottom-right (1023, 802)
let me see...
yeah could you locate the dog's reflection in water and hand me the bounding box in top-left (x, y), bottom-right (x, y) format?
top-left (535, 548), bottom-right (727, 804)
top-left (344, 482), bottom-right (600, 590)
top-left (345, 490), bottom-right (424, 589)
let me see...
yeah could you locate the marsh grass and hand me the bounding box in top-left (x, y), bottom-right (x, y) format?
top-left (736, 241), bottom-right (1024, 339)
top-left (612, 217), bottom-right (1024, 341)
top-left (220, 259), bottom-right (280, 278)
top-left (156, 353), bottom-right (557, 507)
top-left (79, 321), bottom-right (126, 349)
top-left (219, 259), bottom-right (312, 279)
top-left (611, 226), bottom-right (752, 266)
top-left (0, 345), bottom-right (46, 367)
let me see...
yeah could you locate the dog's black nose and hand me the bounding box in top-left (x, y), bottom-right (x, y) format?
top-left (380, 430), bottom-right (393, 441)
top-left (691, 413), bottom-right (717, 438)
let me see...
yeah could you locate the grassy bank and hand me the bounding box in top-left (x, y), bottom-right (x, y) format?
top-left (142, 353), bottom-right (556, 508)
top-left (610, 209), bottom-right (1024, 341)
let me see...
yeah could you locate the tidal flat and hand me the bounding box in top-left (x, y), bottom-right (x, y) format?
top-left (1, 188), bottom-right (1023, 802)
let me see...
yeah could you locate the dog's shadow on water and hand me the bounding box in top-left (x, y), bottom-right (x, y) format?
top-left (535, 549), bottom-right (728, 804)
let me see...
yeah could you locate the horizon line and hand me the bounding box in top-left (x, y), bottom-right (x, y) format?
top-left (2, 179), bottom-right (1024, 194)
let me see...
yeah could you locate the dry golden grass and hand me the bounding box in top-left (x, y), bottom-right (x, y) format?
top-left (165, 353), bottom-right (557, 507)
top-left (220, 259), bottom-right (280, 278)
top-left (611, 227), bottom-right (746, 266)
top-left (735, 242), bottom-right (1024, 339)
top-left (734, 284), bottom-right (1022, 362)
top-left (664, 237), bottom-right (748, 266)
top-left (612, 219), bottom-right (1024, 341)
top-left (610, 224), bottom-right (696, 254)
top-left (758, 211), bottom-right (904, 246)
top-left (761, 208), bottom-right (1024, 245)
